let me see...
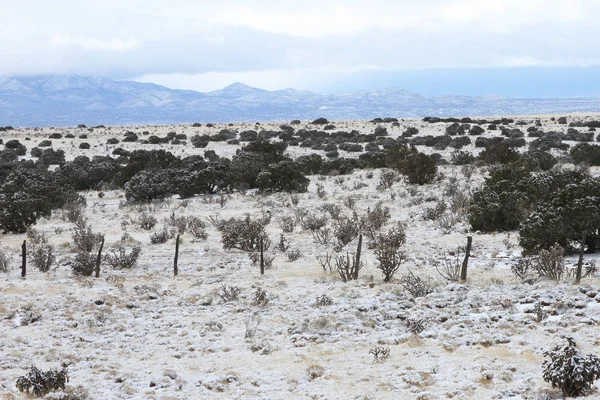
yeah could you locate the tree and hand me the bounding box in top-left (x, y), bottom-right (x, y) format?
top-left (256, 161), bottom-right (310, 193)
top-left (124, 169), bottom-right (175, 202)
top-left (0, 168), bottom-right (77, 233)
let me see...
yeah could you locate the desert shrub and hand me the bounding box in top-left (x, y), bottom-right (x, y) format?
top-left (27, 232), bottom-right (55, 273)
top-left (72, 218), bottom-right (102, 252)
top-left (332, 214), bottom-right (360, 248)
top-left (543, 337), bottom-right (600, 397)
top-left (570, 142), bottom-right (600, 166)
top-left (150, 227), bottom-right (172, 244)
top-left (0, 250), bottom-right (9, 273)
top-left (138, 212), bottom-right (157, 230)
top-left (107, 138), bottom-right (120, 145)
top-left (187, 216), bottom-right (208, 240)
top-left (361, 202), bottom-right (391, 239)
top-left (377, 170), bottom-right (398, 189)
top-left (104, 246), bottom-right (141, 269)
top-left (16, 365), bottom-right (69, 397)
top-left (311, 117), bottom-right (329, 125)
top-left (436, 252), bottom-right (462, 282)
top-left (399, 270), bottom-right (432, 298)
top-left (478, 142), bottom-right (520, 165)
top-left (71, 251), bottom-right (96, 276)
top-left (256, 161), bottom-right (309, 193)
top-left (79, 142), bottom-right (91, 149)
top-left (299, 211), bottom-right (328, 232)
top-left (219, 284), bottom-right (241, 303)
top-left (535, 244), bottom-right (564, 281)
top-left (252, 287), bottom-right (269, 306)
top-left (166, 212), bottom-right (188, 235)
top-left (279, 215), bottom-right (296, 233)
top-left (374, 224), bottom-right (407, 282)
top-left (287, 249), bottom-right (302, 262)
top-left (39, 148), bottom-right (66, 165)
top-left (334, 250), bottom-right (363, 282)
top-left (124, 169), bottom-right (175, 202)
top-left (219, 214), bottom-right (270, 252)
top-left (451, 150), bottom-right (476, 165)
top-left (38, 140), bottom-right (52, 147)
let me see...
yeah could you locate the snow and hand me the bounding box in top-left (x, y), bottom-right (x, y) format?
top-left (1, 116), bottom-right (600, 399)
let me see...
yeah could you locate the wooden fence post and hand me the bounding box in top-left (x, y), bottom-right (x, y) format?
top-left (21, 240), bottom-right (26, 278)
top-left (460, 235), bottom-right (472, 282)
top-left (95, 235), bottom-right (105, 278)
top-left (174, 234), bottom-right (180, 277)
top-left (260, 236), bottom-right (265, 275)
top-left (353, 234), bottom-right (362, 280)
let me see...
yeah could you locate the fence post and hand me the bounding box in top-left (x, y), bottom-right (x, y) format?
top-left (21, 240), bottom-right (26, 278)
top-left (95, 235), bottom-right (105, 278)
top-left (174, 234), bottom-right (180, 277)
top-left (260, 236), bottom-right (265, 275)
top-left (460, 234), bottom-right (472, 282)
top-left (575, 230), bottom-right (587, 284)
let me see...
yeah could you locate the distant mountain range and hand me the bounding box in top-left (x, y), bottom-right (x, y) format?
top-left (1, 75), bottom-right (600, 127)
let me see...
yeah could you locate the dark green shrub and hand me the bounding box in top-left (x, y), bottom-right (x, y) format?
top-left (256, 161), bottom-right (309, 193)
top-left (16, 365), bottom-right (69, 397)
top-left (543, 337), bottom-right (600, 397)
top-left (124, 170), bottom-right (175, 202)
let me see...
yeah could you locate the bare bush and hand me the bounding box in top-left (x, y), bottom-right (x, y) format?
top-left (377, 170), bottom-right (398, 189)
top-left (510, 258), bottom-right (535, 282)
top-left (370, 347), bottom-right (390, 363)
top-left (317, 252), bottom-right (335, 273)
top-left (535, 244), bottom-right (564, 281)
top-left (399, 270), bottom-right (432, 298)
top-left (150, 226), bottom-right (173, 244)
top-left (105, 246), bottom-right (141, 269)
top-left (299, 211), bottom-right (328, 232)
top-left (0, 250), bottom-right (9, 273)
top-left (72, 218), bottom-right (102, 252)
top-left (320, 203), bottom-right (342, 220)
top-left (138, 212), bottom-right (157, 230)
top-left (373, 224), bottom-right (406, 282)
top-left (219, 284), bottom-right (241, 303)
top-left (287, 249), bottom-right (302, 262)
top-left (167, 212), bottom-right (187, 235)
top-left (405, 318), bottom-right (426, 334)
top-left (436, 251), bottom-right (462, 282)
top-left (187, 216), bottom-right (208, 240)
top-left (423, 200), bottom-right (446, 221)
top-left (312, 226), bottom-right (331, 244)
top-left (335, 251), bottom-right (363, 282)
top-left (244, 314), bottom-right (261, 338)
top-left (279, 215), bottom-right (296, 233)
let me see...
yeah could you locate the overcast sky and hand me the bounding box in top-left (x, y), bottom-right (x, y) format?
top-left (3, 0), bottom-right (600, 95)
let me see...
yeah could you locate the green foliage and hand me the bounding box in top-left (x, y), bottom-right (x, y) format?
top-left (0, 168), bottom-right (78, 233)
top-left (543, 338), bottom-right (600, 397)
top-left (256, 161), bottom-right (309, 193)
top-left (124, 169), bottom-right (175, 202)
top-left (219, 214), bottom-right (270, 252)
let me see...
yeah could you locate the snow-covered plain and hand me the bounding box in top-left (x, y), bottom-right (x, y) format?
top-left (1, 116), bottom-right (600, 399)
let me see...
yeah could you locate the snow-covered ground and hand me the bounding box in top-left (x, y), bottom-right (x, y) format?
top-left (1, 116), bottom-right (600, 399)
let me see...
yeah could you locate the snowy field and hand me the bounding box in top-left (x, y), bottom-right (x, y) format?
top-left (1, 115), bottom-right (600, 399)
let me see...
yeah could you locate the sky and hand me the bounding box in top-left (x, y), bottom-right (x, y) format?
top-left (2, 0), bottom-right (600, 97)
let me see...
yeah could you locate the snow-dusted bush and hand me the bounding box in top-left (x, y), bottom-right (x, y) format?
top-left (104, 246), bottom-right (141, 269)
top-left (543, 337), bottom-right (600, 397)
top-left (16, 365), bottom-right (69, 397)
top-left (71, 252), bottom-right (96, 276)
top-left (219, 214), bottom-right (270, 252)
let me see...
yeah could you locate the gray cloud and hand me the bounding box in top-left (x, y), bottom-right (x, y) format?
top-left (1, 0), bottom-right (599, 86)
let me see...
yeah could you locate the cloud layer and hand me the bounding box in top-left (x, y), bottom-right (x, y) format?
top-left (2, 1), bottom-right (600, 93)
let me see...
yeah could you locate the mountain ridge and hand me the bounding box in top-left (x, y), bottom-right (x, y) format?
top-left (1, 75), bottom-right (599, 127)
